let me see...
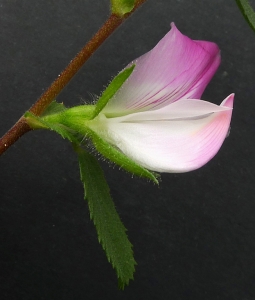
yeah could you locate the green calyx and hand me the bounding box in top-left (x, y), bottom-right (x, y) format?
top-left (42, 104), bottom-right (95, 132)
top-left (24, 64), bottom-right (158, 183)
top-left (25, 102), bottom-right (95, 144)
top-left (26, 106), bottom-right (159, 184)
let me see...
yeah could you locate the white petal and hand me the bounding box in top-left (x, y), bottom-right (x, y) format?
top-left (109, 99), bottom-right (231, 122)
top-left (91, 94), bottom-right (234, 173)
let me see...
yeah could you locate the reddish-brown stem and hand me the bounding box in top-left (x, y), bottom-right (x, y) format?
top-left (0, 0), bottom-right (147, 156)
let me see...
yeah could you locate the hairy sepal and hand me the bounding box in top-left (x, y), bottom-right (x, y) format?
top-left (24, 111), bottom-right (81, 144)
top-left (92, 65), bottom-right (135, 119)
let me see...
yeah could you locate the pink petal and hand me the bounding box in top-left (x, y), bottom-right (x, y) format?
top-left (95, 94), bottom-right (234, 173)
top-left (103, 23), bottom-right (220, 117)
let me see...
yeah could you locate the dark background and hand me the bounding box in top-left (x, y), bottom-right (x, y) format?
top-left (1, 0), bottom-right (255, 299)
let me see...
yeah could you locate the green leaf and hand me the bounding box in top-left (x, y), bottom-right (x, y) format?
top-left (236, 0), bottom-right (255, 32)
top-left (110, 0), bottom-right (135, 16)
top-left (92, 65), bottom-right (135, 119)
top-left (74, 145), bottom-right (136, 289)
top-left (86, 127), bottom-right (159, 184)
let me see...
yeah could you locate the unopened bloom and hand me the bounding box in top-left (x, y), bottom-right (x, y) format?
top-left (88, 23), bottom-right (234, 173)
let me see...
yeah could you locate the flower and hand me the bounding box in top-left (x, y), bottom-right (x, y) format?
top-left (88, 23), bottom-right (234, 173)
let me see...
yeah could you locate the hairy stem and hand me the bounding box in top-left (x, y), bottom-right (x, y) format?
top-left (0, 0), bottom-right (147, 156)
